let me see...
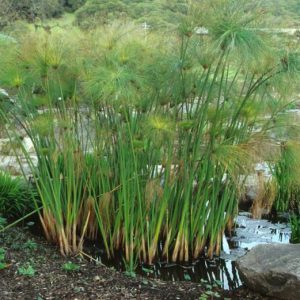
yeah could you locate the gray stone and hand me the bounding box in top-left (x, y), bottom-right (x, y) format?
top-left (0, 135), bottom-right (37, 176)
top-left (237, 244), bottom-right (300, 300)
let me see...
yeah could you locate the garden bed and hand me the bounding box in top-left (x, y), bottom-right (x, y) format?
top-left (0, 226), bottom-right (267, 300)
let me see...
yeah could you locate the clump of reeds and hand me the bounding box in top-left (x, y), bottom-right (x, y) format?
top-left (291, 214), bottom-right (300, 243)
top-left (251, 172), bottom-right (277, 219)
top-left (1, 1), bottom-right (300, 272)
top-left (273, 142), bottom-right (300, 213)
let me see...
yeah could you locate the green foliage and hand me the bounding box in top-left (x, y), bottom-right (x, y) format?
top-left (0, 248), bottom-right (5, 262)
top-left (75, 0), bottom-right (188, 29)
top-left (0, 216), bottom-right (7, 230)
top-left (1, 0), bottom-right (300, 31)
top-left (290, 214), bottom-right (300, 243)
top-left (74, 0), bottom-right (300, 31)
top-left (18, 263), bottom-right (36, 276)
top-left (198, 278), bottom-right (222, 299)
top-left (272, 141), bottom-right (300, 241)
top-left (62, 261), bottom-right (80, 272)
top-left (0, 0), bottom-right (64, 29)
top-left (0, 171), bottom-right (37, 218)
top-left (60, 0), bottom-right (87, 12)
top-left (24, 240), bottom-right (38, 251)
top-left (273, 142), bottom-right (300, 212)
top-left (0, 248), bottom-right (7, 270)
top-left (1, 0), bottom-right (300, 272)
top-left (261, 0), bottom-right (300, 26)
top-left (0, 32), bottom-right (80, 108)
top-left (0, 0), bottom-right (87, 29)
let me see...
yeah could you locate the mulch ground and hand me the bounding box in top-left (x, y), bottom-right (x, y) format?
top-left (0, 226), bottom-right (269, 300)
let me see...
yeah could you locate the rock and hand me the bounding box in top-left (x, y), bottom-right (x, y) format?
top-left (0, 136), bottom-right (37, 177)
top-left (22, 137), bottom-right (35, 153)
top-left (237, 244), bottom-right (300, 300)
top-left (0, 155), bottom-right (37, 176)
top-left (195, 27), bottom-right (209, 35)
top-left (0, 87), bottom-right (15, 104)
top-left (0, 88), bottom-right (10, 99)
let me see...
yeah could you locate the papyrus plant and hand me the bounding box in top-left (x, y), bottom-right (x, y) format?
top-left (1, 1), bottom-right (300, 270)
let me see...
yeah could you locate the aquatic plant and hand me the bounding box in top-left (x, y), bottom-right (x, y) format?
top-left (290, 214), bottom-right (300, 243)
top-left (273, 142), bottom-right (300, 212)
top-left (272, 141), bottom-right (300, 241)
top-left (251, 172), bottom-right (276, 219)
top-left (1, 1), bottom-right (300, 272)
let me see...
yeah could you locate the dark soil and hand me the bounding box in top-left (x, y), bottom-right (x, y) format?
top-left (0, 226), bottom-right (269, 300)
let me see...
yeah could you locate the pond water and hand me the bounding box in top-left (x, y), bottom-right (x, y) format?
top-left (88, 212), bottom-right (291, 290)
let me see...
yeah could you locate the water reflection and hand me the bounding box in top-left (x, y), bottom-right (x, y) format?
top-left (230, 213), bottom-right (291, 250)
top-left (138, 258), bottom-right (242, 290)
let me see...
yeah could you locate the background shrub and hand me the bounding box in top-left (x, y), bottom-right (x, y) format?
top-left (0, 171), bottom-right (37, 218)
top-left (75, 0), bottom-right (188, 29)
top-left (60, 0), bottom-right (87, 12)
top-left (0, 0), bottom-right (63, 29)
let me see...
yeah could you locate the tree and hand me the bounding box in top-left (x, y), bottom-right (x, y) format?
top-left (0, 0), bottom-right (63, 30)
top-left (59, 0), bottom-right (87, 12)
top-left (0, 0), bottom-right (17, 30)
